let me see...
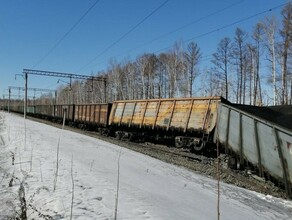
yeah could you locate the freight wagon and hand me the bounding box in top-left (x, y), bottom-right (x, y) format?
top-left (108, 96), bottom-right (226, 152)
top-left (215, 103), bottom-right (292, 197)
top-left (28, 103), bottom-right (111, 129)
top-left (74, 103), bottom-right (111, 130)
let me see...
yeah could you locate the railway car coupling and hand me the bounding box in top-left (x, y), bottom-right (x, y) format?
top-left (175, 136), bottom-right (202, 151)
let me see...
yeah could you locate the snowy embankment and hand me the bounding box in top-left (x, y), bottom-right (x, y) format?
top-left (0, 112), bottom-right (292, 220)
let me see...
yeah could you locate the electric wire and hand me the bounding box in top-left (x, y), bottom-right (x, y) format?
top-left (77, 0), bottom-right (170, 73)
top-left (32, 0), bottom-right (101, 69)
top-left (109, 0), bottom-right (245, 61)
top-left (155, 1), bottom-right (290, 54)
top-left (89, 1), bottom-right (287, 70)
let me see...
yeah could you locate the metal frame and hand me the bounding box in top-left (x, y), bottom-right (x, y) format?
top-left (22, 69), bottom-right (107, 119)
top-left (8, 86), bottom-right (57, 113)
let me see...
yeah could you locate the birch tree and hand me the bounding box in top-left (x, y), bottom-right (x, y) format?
top-left (184, 42), bottom-right (202, 97)
top-left (212, 37), bottom-right (232, 99)
top-left (252, 23), bottom-right (264, 105)
top-left (136, 54), bottom-right (156, 99)
top-left (280, 3), bottom-right (292, 104)
top-left (232, 28), bottom-right (248, 104)
top-left (262, 16), bottom-right (279, 105)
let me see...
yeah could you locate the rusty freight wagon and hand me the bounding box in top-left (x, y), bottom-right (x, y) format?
top-left (74, 103), bottom-right (112, 130)
top-left (54, 104), bottom-right (75, 122)
top-left (108, 97), bottom-right (225, 152)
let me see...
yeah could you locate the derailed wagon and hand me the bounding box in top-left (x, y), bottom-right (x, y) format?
top-left (215, 102), bottom-right (292, 197)
top-left (108, 96), bottom-right (226, 152)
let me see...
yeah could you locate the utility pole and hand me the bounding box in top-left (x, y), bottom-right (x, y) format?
top-left (8, 87), bottom-right (11, 113)
top-left (104, 79), bottom-right (107, 103)
top-left (290, 76), bottom-right (292, 105)
top-left (55, 90), bottom-right (58, 105)
top-left (24, 72), bottom-right (28, 119)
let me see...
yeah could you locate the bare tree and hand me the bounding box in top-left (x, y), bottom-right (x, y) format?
top-left (166, 42), bottom-right (186, 97)
top-left (184, 42), bottom-right (202, 97)
top-left (157, 53), bottom-right (170, 98)
top-left (252, 23), bottom-right (263, 105)
top-left (232, 28), bottom-right (248, 104)
top-left (280, 3), bottom-right (292, 104)
top-left (262, 16), bottom-right (279, 105)
top-left (212, 37), bottom-right (232, 99)
top-left (165, 52), bottom-right (178, 98)
top-left (123, 62), bottom-right (140, 100)
top-left (246, 43), bottom-right (256, 105)
top-left (107, 60), bottom-right (125, 101)
top-left (203, 69), bottom-right (221, 97)
top-left (136, 54), bottom-right (156, 99)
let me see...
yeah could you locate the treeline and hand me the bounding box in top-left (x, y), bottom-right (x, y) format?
top-left (52, 3), bottom-right (292, 106)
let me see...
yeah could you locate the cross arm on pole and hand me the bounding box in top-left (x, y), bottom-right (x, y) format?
top-left (23, 69), bottom-right (106, 82)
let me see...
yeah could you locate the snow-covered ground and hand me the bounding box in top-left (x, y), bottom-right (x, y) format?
top-left (0, 112), bottom-right (292, 220)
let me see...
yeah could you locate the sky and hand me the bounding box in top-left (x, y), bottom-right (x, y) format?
top-left (0, 0), bottom-right (290, 99)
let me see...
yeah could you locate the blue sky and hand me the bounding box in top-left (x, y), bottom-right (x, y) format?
top-left (0, 0), bottom-right (290, 98)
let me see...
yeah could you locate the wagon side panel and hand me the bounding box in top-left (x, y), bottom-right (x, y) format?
top-left (227, 110), bottom-right (241, 153)
top-left (120, 102), bottom-right (136, 125)
top-left (131, 102), bottom-right (147, 125)
top-left (241, 115), bottom-right (258, 164)
top-left (277, 131), bottom-right (292, 186)
top-left (257, 123), bottom-right (284, 179)
top-left (143, 101), bottom-right (159, 126)
top-left (75, 105), bottom-right (81, 121)
top-left (109, 102), bottom-right (124, 125)
top-left (99, 104), bottom-right (111, 126)
top-left (155, 101), bottom-right (173, 128)
top-left (170, 100), bottom-right (191, 129)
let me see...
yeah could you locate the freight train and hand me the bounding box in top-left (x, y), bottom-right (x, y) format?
top-left (3, 96), bottom-right (292, 198)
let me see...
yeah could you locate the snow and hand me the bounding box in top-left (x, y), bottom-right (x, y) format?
top-left (0, 112), bottom-right (292, 220)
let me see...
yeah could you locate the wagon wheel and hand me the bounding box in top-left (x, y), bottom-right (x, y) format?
top-left (115, 132), bottom-right (122, 140)
top-left (192, 141), bottom-right (205, 152)
top-left (175, 138), bottom-right (184, 148)
top-left (105, 130), bottom-right (111, 137)
top-left (128, 133), bottom-right (134, 141)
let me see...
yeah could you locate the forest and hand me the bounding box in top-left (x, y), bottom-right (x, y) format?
top-left (45, 3), bottom-right (292, 106)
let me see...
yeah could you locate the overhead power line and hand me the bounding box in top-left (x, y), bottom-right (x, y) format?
top-left (88, 0), bottom-right (288, 70)
top-left (32, 0), bottom-right (101, 69)
top-left (92, 0), bottom-right (246, 68)
top-left (77, 0), bottom-right (170, 72)
top-left (119, 0), bottom-right (245, 57)
top-left (155, 1), bottom-right (290, 54)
